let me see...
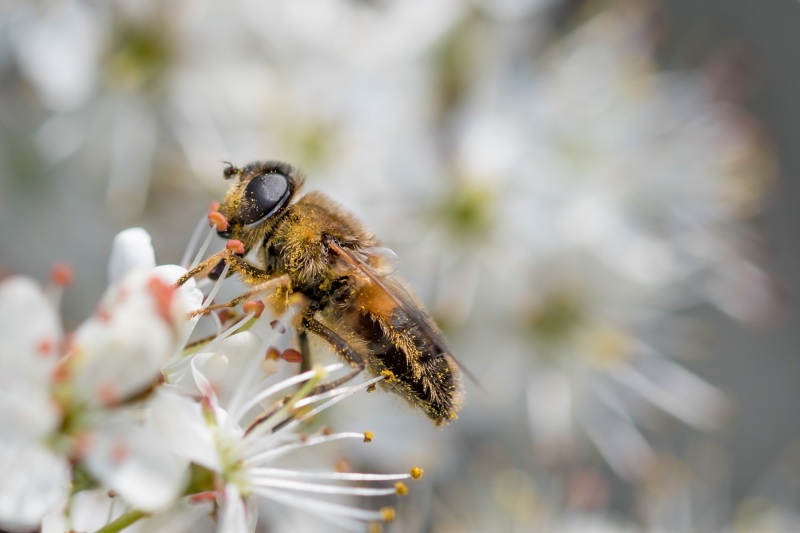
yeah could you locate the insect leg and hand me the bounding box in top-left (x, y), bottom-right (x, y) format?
top-left (302, 316), bottom-right (366, 394)
top-left (177, 249), bottom-right (277, 287)
top-left (297, 329), bottom-right (312, 374)
top-left (175, 251), bottom-right (228, 286)
top-left (221, 254), bottom-right (278, 285)
top-left (187, 274), bottom-right (291, 318)
top-left (246, 319), bottom-right (367, 435)
top-left (180, 250), bottom-right (294, 317)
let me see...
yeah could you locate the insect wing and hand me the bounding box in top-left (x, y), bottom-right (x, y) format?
top-left (362, 246), bottom-right (401, 276)
top-left (330, 240), bottom-right (479, 388)
top-left (328, 240), bottom-right (454, 361)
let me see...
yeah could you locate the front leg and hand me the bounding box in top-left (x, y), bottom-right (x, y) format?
top-left (176, 249), bottom-right (275, 287)
top-left (186, 275), bottom-right (291, 318)
top-left (178, 250), bottom-right (292, 318)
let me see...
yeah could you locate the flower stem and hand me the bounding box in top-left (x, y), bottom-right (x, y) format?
top-left (93, 509), bottom-right (148, 533)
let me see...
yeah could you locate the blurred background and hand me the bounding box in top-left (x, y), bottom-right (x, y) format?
top-left (1, 0), bottom-right (799, 530)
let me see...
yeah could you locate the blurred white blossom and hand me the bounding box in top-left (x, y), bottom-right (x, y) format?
top-left (0, 268), bottom-right (188, 530)
top-left (330, 0), bottom-right (775, 482)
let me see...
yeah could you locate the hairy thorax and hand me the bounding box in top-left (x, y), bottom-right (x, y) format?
top-left (271, 192), bottom-right (376, 295)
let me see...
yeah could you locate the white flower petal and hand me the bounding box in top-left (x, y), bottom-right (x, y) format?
top-left (180, 332), bottom-right (270, 415)
top-left (0, 442), bottom-right (69, 532)
top-left (0, 276), bottom-right (62, 384)
top-left (128, 499), bottom-right (214, 533)
top-left (70, 311), bottom-right (173, 406)
top-left (163, 351), bottom-right (228, 398)
top-left (82, 417), bottom-right (187, 512)
top-left (41, 490), bottom-right (121, 533)
top-left (108, 228), bottom-right (203, 318)
top-left (218, 485), bottom-right (256, 533)
top-left (149, 390), bottom-right (220, 471)
top-left (212, 331), bottom-right (266, 414)
top-left (0, 386), bottom-right (59, 444)
top-left (70, 271), bottom-right (182, 406)
top-left (154, 264), bottom-right (204, 313)
top-left (108, 228), bottom-right (157, 285)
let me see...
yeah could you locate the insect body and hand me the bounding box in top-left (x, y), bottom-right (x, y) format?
top-left (198, 161), bottom-right (461, 424)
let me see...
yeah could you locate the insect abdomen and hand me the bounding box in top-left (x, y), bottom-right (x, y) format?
top-left (357, 309), bottom-right (460, 424)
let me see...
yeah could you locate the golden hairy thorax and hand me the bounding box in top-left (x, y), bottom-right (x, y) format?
top-left (271, 192), bottom-right (377, 289)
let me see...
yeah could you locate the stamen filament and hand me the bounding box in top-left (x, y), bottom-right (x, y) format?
top-left (177, 261), bottom-right (231, 349)
top-left (234, 364), bottom-right (344, 428)
top-left (192, 311), bottom-right (255, 357)
top-left (250, 486), bottom-right (389, 522)
top-left (225, 303), bottom-right (305, 425)
top-left (241, 366), bottom-right (326, 444)
top-left (249, 478), bottom-right (399, 496)
top-left (202, 262), bottom-right (230, 308)
top-left (210, 310), bottom-right (224, 336)
top-left (248, 468), bottom-right (411, 481)
top-left (293, 375), bottom-right (384, 410)
top-left (273, 375), bottom-right (385, 437)
top-left (181, 215), bottom-right (211, 268)
top-left (245, 432), bottom-right (365, 465)
top-left (190, 229), bottom-right (216, 269)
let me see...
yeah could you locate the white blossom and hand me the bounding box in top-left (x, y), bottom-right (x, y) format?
top-left (0, 269), bottom-right (189, 529)
top-left (0, 226), bottom-right (419, 532)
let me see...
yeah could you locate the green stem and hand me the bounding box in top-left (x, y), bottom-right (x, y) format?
top-left (93, 509), bottom-right (148, 533)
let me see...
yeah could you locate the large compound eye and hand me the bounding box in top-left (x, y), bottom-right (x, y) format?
top-left (240, 173), bottom-right (290, 224)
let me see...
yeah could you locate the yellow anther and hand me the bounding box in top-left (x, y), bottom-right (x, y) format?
top-left (380, 507), bottom-right (396, 522)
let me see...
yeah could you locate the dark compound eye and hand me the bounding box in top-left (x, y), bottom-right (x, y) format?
top-left (240, 173), bottom-right (290, 224)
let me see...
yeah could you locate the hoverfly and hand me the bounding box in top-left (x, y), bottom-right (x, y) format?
top-left (179, 161), bottom-right (461, 424)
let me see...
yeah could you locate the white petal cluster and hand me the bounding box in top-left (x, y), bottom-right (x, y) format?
top-left (0, 268), bottom-right (186, 531)
top-left (0, 228), bottom-right (412, 533)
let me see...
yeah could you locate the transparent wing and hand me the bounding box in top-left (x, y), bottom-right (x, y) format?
top-left (328, 240), bottom-right (479, 385)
